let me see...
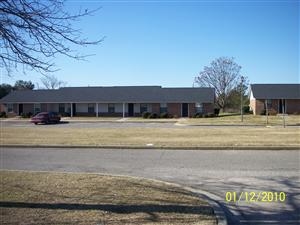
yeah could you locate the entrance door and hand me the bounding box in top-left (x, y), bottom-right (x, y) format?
top-left (182, 103), bottom-right (189, 117)
top-left (279, 99), bottom-right (286, 114)
top-left (128, 103), bottom-right (134, 117)
top-left (18, 104), bottom-right (23, 115)
top-left (72, 103), bottom-right (76, 116)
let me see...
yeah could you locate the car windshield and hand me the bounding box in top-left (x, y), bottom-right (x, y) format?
top-left (36, 113), bottom-right (48, 117)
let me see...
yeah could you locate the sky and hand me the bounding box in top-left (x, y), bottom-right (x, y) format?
top-left (2, 0), bottom-right (299, 88)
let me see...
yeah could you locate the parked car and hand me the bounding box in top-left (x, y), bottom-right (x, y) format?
top-left (31, 112), bottom-right (61, 125)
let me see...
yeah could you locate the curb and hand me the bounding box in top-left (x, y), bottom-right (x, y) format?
top-left (1, 144), bottom-right (299, 150)
top-left (1, 169), bottom-right (227, 225)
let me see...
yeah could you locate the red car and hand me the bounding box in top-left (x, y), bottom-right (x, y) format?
top-left (31, 112), bottom-right (61, 125)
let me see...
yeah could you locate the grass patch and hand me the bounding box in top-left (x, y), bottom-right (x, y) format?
top-left (179, 114), bottom-right (300, 126)
top-left (1, 126), bottom-right (299, 148)
top-left (0, 171), bottom-right (216, 225)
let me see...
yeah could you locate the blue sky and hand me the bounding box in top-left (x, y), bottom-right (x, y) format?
top-left (2, 0), bottom-right (299, 87)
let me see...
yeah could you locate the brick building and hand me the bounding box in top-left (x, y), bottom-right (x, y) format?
top-left (249, 84), bottom-right (300, 115)
top-left (0, 86), bottom-right (215, 117)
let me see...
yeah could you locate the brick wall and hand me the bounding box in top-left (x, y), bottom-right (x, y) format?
top-left (188, 103), bottom-right (195, 117)
top-left (286, 99), bottom-right (300, 114)
top-left (151, 103), bottom-right (160, 114)
top-left (253, 99), bottom-right (265, 115)
top-left (23, 104), bottom-right (34, 114)
top-left (202, 103), bottom-right (214, 114)
top-left (168, 103), bottom-right (181, 117)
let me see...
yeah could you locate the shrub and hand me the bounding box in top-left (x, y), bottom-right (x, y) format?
top-left (142, 112), bottom-right (151, 119)
top-left (260, 110), bottom-right (266, 115)
top-left (149, 113), bottom-right (158, 119)
top-left (243, 106), bottom-right (250, 114)
top-left (268, 109), bottom-right (277, 116)
top-left (260, 109), bottom-right (277, 116)
top-left (214, 108), bottom-right (220, 116)
top-left (59, 112), bottom-right (70, 117)
top-left (193, 112), bottom-right (203, 118)
top-left (207, 113), bottom-right (215, 118)
top-left (21, 112), bottom-right (33, 118)
top-left (160, 112), bottom-right (170, 118)
top-left (0, 111), bottom-right (7, 118)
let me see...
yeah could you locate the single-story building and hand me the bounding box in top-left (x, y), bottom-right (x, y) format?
top-left (0, 86), bottom-right (215, 117)
top-left (249, 84), bottom-right (300, 115)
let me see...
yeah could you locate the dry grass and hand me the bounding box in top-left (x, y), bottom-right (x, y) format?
top-left (178, 114), bottom-right (300, 126)
top-left (1, 125), bottom-right (299, 148)
top-left (0, 171), bottom-right (216, 225)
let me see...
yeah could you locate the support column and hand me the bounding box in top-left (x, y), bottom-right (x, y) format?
top-left (122, 103), bottom-right (125, 118)
top-left (96, 103), bottom-right (99, 117)
top-left (70, 103), bottom-right (73, 117)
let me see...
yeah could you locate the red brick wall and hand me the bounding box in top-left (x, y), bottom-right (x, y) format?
top-left (168, 103), bottom-right (181, 117)
top-left (188, 103), bottom-right (195, 117)
top-left (23, 104), bottom-right (34, 114)
top-left (202, 103), bottom-right (214, 114)
top-left (287, 99), bottom-right (300, 114)
top-left (253, 99), bottom-right (265, 115)
top-left (151, 103), bottom-right (160, 114)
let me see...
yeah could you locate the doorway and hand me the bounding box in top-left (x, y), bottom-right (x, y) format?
top-left (128, 103), bottom-right (134, 117)
top-left (181, 103), bottom-right (189, 117)
top-left (72, 103), bottom-right (76, 116)
top-left (18, 104), bottom-right (23, 115)
top-left (278, 99), bottom-right (286, 114)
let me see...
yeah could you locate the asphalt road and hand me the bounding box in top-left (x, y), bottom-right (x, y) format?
top-left (1, 147), bottom-right (299, 225)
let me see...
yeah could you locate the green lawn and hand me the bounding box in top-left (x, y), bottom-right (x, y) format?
top-left (0, 171), bottom-right (216, 225)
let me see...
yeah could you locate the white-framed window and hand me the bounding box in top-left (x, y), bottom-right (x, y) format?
top-left (195, 103), bottom-right (203, 113)
top-left (160, 103), bottom-right (167, 113)
top-left (108, 104), bottom-right (115, 113)
top-left (59, 103), bottom-right (65, 113)
top-left (7, 103), bottom-right (13, 112)
top-left (265, 99), bottom-right (272, 108)
top-left (140, 104), bottom-right (148, 113)
top-left (88, 103), bottom-right (95, 113)
top-left (34, 103), bottom-right (41, 114)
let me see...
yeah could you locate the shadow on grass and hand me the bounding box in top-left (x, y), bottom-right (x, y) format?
top-left (0, 201), bottom-right (213, 215)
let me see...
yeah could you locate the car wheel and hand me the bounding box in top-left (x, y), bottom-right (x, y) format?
top-left (34, 123), bottom-right (38, 125)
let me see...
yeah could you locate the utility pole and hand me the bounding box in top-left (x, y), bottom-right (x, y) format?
top-left (282, 99), bottom-right (286, 128)
top-left (240, 76), bottom-right (245, 122)
top-left (265, 99), bottom-right (269, 125)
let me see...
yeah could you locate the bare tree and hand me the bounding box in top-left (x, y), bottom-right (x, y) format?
top-left (195, 57), bottom-right (243, 111)
top-left (41, 75), bottom-right (66, 89)
top-left (0, 0), bottom-right (103, 75)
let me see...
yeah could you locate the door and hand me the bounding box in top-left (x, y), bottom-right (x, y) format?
top-left (72, 103), bottom-right (76, 116)
top-left (18, 104), bottom-right (23, 115)
top-left (181, 103), bottom-right (189, 117)
top-left (128, 103), bottom-right (134, 117)
top-left (279, 99), bottom-right (286, 114)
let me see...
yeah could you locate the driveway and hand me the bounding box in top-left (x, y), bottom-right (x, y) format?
top-left (1, 147), bottom-right (299, 225)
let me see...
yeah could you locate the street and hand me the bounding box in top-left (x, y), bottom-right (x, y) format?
top-left (1, 147), bottom-right (299, 225)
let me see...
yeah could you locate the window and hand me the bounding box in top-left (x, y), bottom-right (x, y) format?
top-left (195, 103), bottom-right (203, 113)
top-left (88, 103), bottom-right (95, 113)
top-left (59, 103), bottom-right (65, 113)
top-left (160, 103), bottom-right (167, 113)
top-left (34, 103), bottom-right (41, 114)
top-left (140, 104), bottom-right (148, 113)
top-left (108, 104), bottom-right (115, 113)
top-left (7, 103), bottom-right (13, 112)
top-left (265, 99), bottom-right (272, 108)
